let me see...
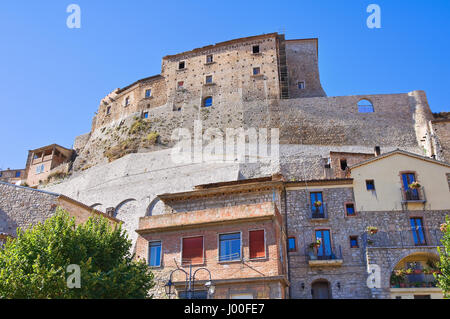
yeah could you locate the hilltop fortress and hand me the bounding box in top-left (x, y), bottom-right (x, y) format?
top-left (42, 33), bottom-right (449, 248)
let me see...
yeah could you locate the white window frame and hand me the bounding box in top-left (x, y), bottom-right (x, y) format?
top-left (148, 240), bottom-right (162, 268)
top-left (217, 231), bottom-right (242, 263)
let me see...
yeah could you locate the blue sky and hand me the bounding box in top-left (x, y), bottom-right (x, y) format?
top-left (0, 0), bottom-right (449, 169)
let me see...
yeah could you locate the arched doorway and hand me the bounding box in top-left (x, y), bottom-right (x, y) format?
top-left (311, 280), bottom-right (332, 299)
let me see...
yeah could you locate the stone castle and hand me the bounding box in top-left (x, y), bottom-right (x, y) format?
top-left (3, 32), bottom-right (450, 299)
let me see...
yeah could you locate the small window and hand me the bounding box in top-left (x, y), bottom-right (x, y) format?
top-left (249, 230), bottom-right (265, 259)
top-left (298, 81), bottom-right (305, 89)
top-left (106, 106), bottom-right (111, 115)
top-left (15, 171), bottom-right (21, 178)
top-left (252, 45), bottom-right (260, 54)
top-left (366, 180), bottom-right (375, 191)
top-left (219, 233), bottom-right (241, 262)
top-left (203, 96), bottom-right (213, 107)
top-left (177, 81), bottom-right (184, 89)
top-left (143, 112), bottom-right (149, 119)
top-left (145, 89), bottom-right (151, 98)
top-left (206, 54), bottom-right (213, 63)
top-left (358, 99), bottom-right (374, 113)
top-left (182, 236), bottom-right (204, 265)
top-left (178, 61), bottom-right (185, 70)
top-left (288, 237), bottom-right (296, 252)
top-left (125, 96), bottom-right (130, 106)
top-left (205, 75), bottom-right (213, 84)
top-left (148, 241), bottom-right (161, 267)
top-left (350, 236), bottom-right (359, 248)
top-left (253, 67), bottom-right (261, 75)
top-left (340, 159), bottom-right (348, 171)
top-left (345, 203), bottom-right (356, 216)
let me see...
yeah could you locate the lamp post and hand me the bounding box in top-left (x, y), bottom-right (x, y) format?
top-left (165, 264), bottom-right (215, 299)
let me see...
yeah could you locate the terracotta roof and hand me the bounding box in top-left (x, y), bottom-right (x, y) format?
top-left (116, 74), bottom-right (163, 94)
top-left (162, 32), bottom-right (279, 60)
top-left (349, 149), bottom-right (450, 170)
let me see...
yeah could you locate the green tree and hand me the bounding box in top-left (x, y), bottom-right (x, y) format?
top-left (437, 216), bottom-right (450, 298)
top-left (0, 208), bottom-right (154, 299)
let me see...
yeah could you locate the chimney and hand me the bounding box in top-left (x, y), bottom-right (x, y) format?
top-left (374, 146), bottom-right (381, 157)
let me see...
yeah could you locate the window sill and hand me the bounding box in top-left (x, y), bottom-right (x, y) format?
top-left (181, 262), bottom-right (205, 268)
top-left (218, 259), bottom-right (242, 264)
top-left (177, 68), bottom-right (187, 72)
top-left (203, 83), bottom-right (216, 86)
top-left (144, 96), bottom-right (153, 100)
top-left (252, 52), bottom-right (262, 56)
top-left (248, 257), bottom-right (268, 262)
top-left (251, 74), bottom-right (264, 78)
top-left (204, 62), bottom-right (216, 65)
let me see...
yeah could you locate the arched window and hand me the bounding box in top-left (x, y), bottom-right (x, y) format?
top-left (203, 96), bottom-right (213, 107)
top-left (357, 99), bottom-right (374, 113)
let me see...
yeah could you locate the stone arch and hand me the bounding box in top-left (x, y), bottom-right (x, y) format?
top-left (388, 249), bottom-right (440, 277)
top-left (113, 198), bottom-right (140, 251)
top-left (90, 203), bottom-right (104, 212)
top-left (114, 198), bottom-right (137, 217)
top-left (357, 98), bottom-right (374, 113)
top-left (146, 197), bottom-right (165, 216)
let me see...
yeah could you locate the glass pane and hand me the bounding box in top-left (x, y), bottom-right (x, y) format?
top-left (149, 242), bottom-right (161, 266)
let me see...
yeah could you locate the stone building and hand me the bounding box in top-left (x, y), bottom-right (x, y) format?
top-left (24, 144), bottom-right (73, 187)
top-left (134, 150), bottom-right (449, 299)
top-left (135, 175), bottom-right (288, 299)
top-left (0, 181), bottom-right (121, 243)
top-left (0, 168), bottom-right (25, 185)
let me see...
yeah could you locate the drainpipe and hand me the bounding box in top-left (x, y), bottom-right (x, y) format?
top-left (282, 186), bottom-right (292, 299)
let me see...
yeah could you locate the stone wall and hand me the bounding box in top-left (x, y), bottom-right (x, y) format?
top-left (284, 185), bottom-right (448, 299)
top-left (431, 120), bottom-right (450, 162)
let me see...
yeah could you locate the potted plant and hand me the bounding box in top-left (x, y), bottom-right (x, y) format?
top-left (313, 200), bottom-right (322, 208)
top-left (405, 268), bottom-right (414, 275)
top-left (367, 226), bottom-right (378, 235)
top-left (309, 238), bottom-right (322, 249)
top-left (409, 181), bottom-right (421, 189)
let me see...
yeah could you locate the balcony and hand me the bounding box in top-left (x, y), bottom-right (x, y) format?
top-left (363, 229), bottom-right (443, 248)
top-left (306, 245), bottom-right (343, 267)
top-left (310, 203), bottom-right (328, 220)
top-left (400, 187), bottom-right (426, 204)
top-left (391, 271), bottom-right (439, 289)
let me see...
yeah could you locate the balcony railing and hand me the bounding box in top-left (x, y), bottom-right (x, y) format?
top-left (400, 187), bottom-right (426, 203)
top-left (391, 272), bottom-right (439, 289)
top-left (363, 229), bottom-right (443, 248)
top-left (306, 244), bottom-right (343, 267)
top-left (310, 203), bottom-right (328, 220)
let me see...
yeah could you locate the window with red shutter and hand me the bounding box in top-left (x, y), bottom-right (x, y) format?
top-left (249, 230), bottom-right (265, 259)
top-left (182, 236), bottom-right (204, 265)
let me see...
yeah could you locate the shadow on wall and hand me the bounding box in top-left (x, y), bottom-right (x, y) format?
top-left (0, 208), bottom-right (20, 237)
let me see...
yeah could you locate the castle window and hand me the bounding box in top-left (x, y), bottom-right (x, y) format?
top-left (345, 203), bottom-right (356, 216)
top-left (205, 75), bottom-right (213, 84)
top-left (350, 236), bottom-right (359, 248)
top-left (253, 67), bottom-right (261, 75)
top-left (288, 237), bottom-right (297, 252)
top-left (106, 106), bottom-right (111, 115)
top-left (206, 54), bottom-right (213, 63)
top-left (124, 96), bottom-right (130, 106)
top-left (340, 159), bottom-right (348, 171)
top-left (178, 61), bottom-right (185, 70)
top-left (145, 89), bottom-right (151, 98)
top-left (252, 45), bottom-right (260, 54)
top-left (203, 96), bottom-right (212, 107)
top-left (143, 112), bottom-right (149, 119)
top-left (15, 171), bottom-right (21, 178)
top-left (298, 81), bottom-right (305, 89)
top-left (358, 99), bottom-right (374, 113)
top-left (366, 180), bottom-right (375, 191)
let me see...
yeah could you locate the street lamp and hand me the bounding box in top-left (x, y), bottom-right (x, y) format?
top-left (165, 265), bottom-right (215, 299)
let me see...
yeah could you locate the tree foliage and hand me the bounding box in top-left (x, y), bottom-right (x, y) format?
top-left (437, 216), bottom-right (450, 298)
top-left (0, 208), bottom-right (154, 299)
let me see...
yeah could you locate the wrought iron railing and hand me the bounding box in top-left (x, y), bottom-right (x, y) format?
top-left (363, 229), bottom-right (443, 248)
top-left (306, 244), bottom-right (342, 261)
top-left (400, 187), bottom-right (426, 202)
top-left (391, 272), bottom-right (439, 288)
top-left (310, 203), bottom-right (328, 219)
